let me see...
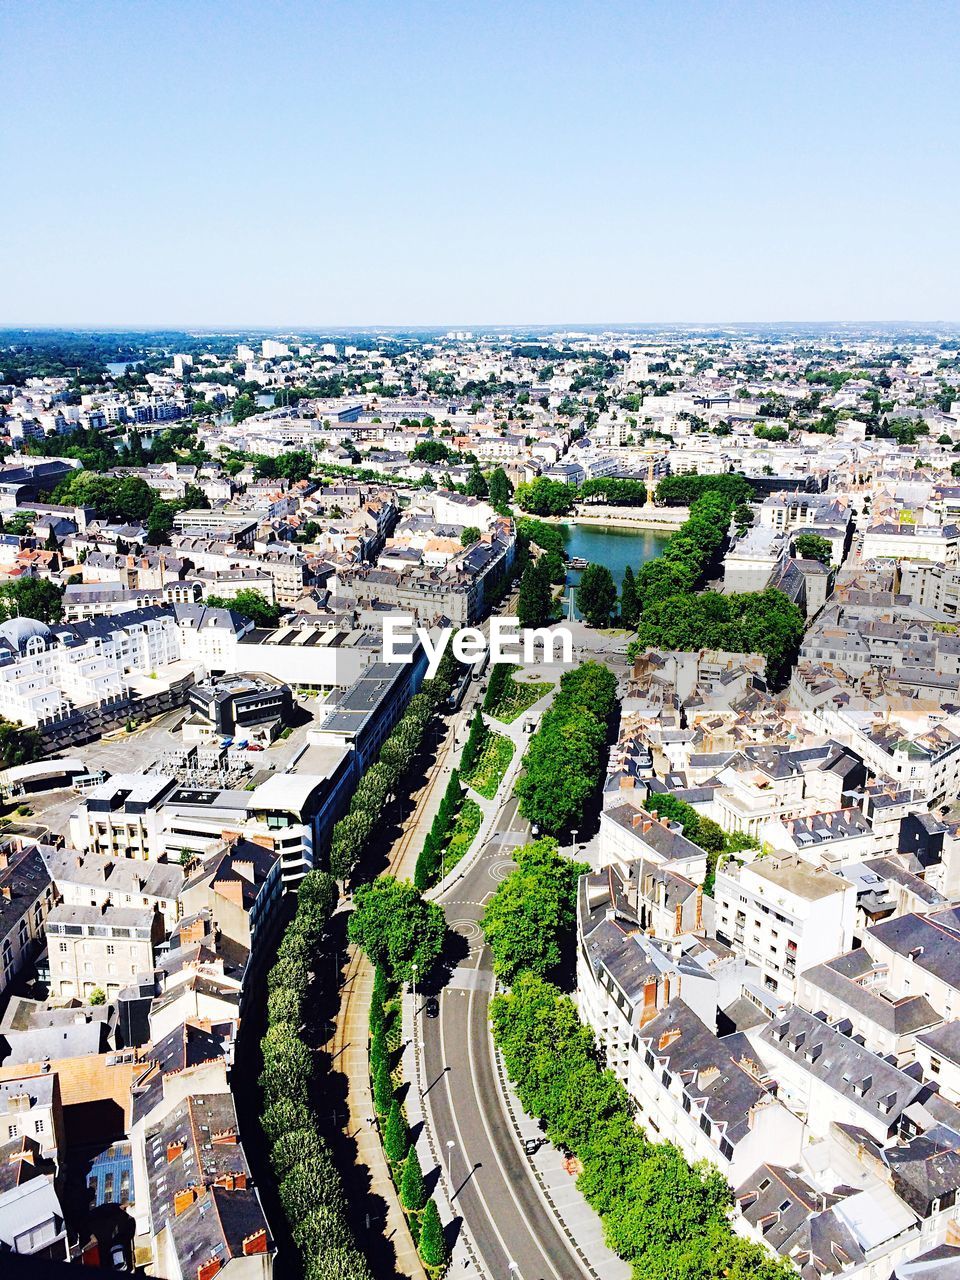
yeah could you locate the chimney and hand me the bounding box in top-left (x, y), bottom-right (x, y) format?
top-left (657, 1027), bottom-right (682, 1052)
top-left (166, 1141), bottom-right (183, 1163)
top-left (197, 1258), bottom-right (223, 1280)
top-left (173, 1185), bottom-right (205, 1216)
top-left (233, 859), bottom-right (254, 884)
top-left (0, 885), bottom-right (11, 902)
top-left (242, 1229), bottom-right (268, 1256)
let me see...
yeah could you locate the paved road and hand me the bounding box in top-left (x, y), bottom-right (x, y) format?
top-left (420, 793), bottom-right (591, 1280)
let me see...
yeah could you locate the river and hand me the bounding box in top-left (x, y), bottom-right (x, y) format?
top-left (561, 522), bottom-right (670, 619)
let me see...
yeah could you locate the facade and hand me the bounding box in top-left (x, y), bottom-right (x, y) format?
top-left (715, 855), bottom-right (856, 998)
top-left (0, 843), bottom-right (55, 999)
top-left (46, 903), bottom-right (162, 1001)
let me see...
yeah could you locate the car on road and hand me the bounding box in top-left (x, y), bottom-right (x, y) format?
top-left (247, 743), bottom-right (264, 751)
top-left (424, 997), bottom-right (440, 1019)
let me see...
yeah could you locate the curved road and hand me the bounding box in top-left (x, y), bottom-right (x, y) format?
top-left (420, 793), bottom-right (591, 1280)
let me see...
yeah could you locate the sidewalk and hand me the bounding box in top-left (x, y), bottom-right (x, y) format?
top-left (401, 994), bottom-right (482, 1274)
top-left (493, 1045), bottom-right (632, 1280)
top-left (334, 948), bottom-right (427, 1280)
top-left (426, 684), bottom-right (557, 902)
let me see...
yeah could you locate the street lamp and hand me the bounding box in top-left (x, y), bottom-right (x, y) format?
top-left (508, 1263), bottom-right (520, 1278)
top-left (446, 1138), bottom-right (457, 1189)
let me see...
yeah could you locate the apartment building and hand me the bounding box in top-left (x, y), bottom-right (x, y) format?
top-left (0, 844), bottom-right (55, 999)
top-left (715, 855), bottom-right (855, 998)
top-left (46, 903), bottom-right (162, 1001)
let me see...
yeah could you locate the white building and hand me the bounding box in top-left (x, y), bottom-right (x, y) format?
top-left (715, 855), bottom-right (855, 998)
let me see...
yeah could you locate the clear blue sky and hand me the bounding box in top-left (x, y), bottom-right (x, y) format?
top-left (4, 0), bottom-right (958, 327)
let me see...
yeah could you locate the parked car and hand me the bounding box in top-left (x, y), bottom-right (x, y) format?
top-left (424, 997), bottom-right (440, 1019)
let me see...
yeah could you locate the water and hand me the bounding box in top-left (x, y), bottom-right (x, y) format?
top-left (106, 361), bottom-right (134, 376)
top-left (561, 522), bottom-right (670, 620)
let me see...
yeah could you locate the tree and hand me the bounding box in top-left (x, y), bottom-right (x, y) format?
top-left (232, 393), bottom-right (259, 423)
top-left (620, 564), bottom-right (640, 628)
top-left (89, 987), bottom-right (106, 1005)
top-left (206, 589), bottom-right (281, 628)
top-left (411, 439), bottom-right (456, 464)
top-left (576, 563), bottom-right (617, 628)
top-left (461, 525), bottom-right (482, 547)
top-left (480, 838), bottom-right (589, 983)
top-left (372, 1055), bottom-right (394, 1114)
top-left (383, 1100), bottom-right (410, 1165)
top-left (514, 478), bottom-right (576, 516)
top-left (517, 557), bottom-right (553, 629)
top-left (0, 577), bottom-right (64, 624)
top-left (465, 463), bottom-right (488, 498)
top-left (418, 1199), bottom-right (448, 1268)
top-left (0, 720), bottom-right (43, 768)
top-left (488, 466), bottom-right (513, 508)
top-left (348, 877), bottom-right (447, 984)
top-left (399, 1145), bottom-right (426, 1211)
top-left (793, 532), bottom-right (832, 565)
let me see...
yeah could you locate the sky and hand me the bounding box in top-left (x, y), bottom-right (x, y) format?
top-left (3, 0), bottom-right (959, 327)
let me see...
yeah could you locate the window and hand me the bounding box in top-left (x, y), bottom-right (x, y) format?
top-left (34, 1119), bottom-right (44, 1135)
top-left (106, 945), bottom-right (115, 956)
top-left (59, 942), bottom-right (68, 953)
top-left (7, 1125), bottom-right (17, 1139)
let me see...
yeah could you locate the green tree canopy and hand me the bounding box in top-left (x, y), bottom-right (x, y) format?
top-left (480, 838), bottom-right (588, 983)
top-left (347, 876), bottom-right (447, 984)
top-left (576, 563), bottom-right (617, 628)
top-left (206, 589), bottom-right (281, 628)
top-left (793, 532), bottom-right (832, 565)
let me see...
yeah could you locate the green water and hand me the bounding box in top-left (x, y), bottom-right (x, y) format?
top-left (562, 522), bottom-right (670, 618)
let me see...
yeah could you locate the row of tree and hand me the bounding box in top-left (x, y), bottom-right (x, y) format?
top-left (515, 663), bottom-right (617, 835)
top-left (491, 975), bottom-right (794, 1280)
top-left (414, 707), bottom-right (492, 890)
top-left (259, 870), bottom-right (377, 1280)
top-left (329, 651), bottom-right (458, 880)
top-left (653, 473), bottom-right (754, 507)
top-left (368, 967), bottom-right (448, 1270)
top-left (350, 883), bottom-right (449, 1269)
top-left (481, 820), bottom-right (792, 1278)
top-left (578, 477), bottom-right (650, 505)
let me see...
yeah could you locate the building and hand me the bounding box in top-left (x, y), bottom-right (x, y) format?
top-left (715, 855), bottom-right (855, 998)
top-left (69, 774), bottom-right (179, 861)
top-left (179, 840), bottom-right (282, 967)
top-left (46, 903), bottom-right (162, 1001)
top-left (0, 843), bottom-right (55, 999)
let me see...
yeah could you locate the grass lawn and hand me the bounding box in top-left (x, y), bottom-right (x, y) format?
top-left (463, 732), bottom-right (514, 799)
top-left (487, 667), bottom-right (553, 723)
top-left (441, 798), bottom-right (482, 877)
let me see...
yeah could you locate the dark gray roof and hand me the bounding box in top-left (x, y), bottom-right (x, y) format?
top-left (760, 1005), bottom-right (927, 1125)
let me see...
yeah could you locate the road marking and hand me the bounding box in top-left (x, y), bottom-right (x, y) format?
top-left (466, 944), bottom-right (571, 1280)
top-left (437, 980), bottom-right (516, 1273)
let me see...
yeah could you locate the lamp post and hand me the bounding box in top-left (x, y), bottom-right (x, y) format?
top-left (446, 1138), bottom-right (457, 1190)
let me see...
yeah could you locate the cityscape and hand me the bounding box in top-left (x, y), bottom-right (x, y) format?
top-left (5, 2), bottom-right (960, 1279)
